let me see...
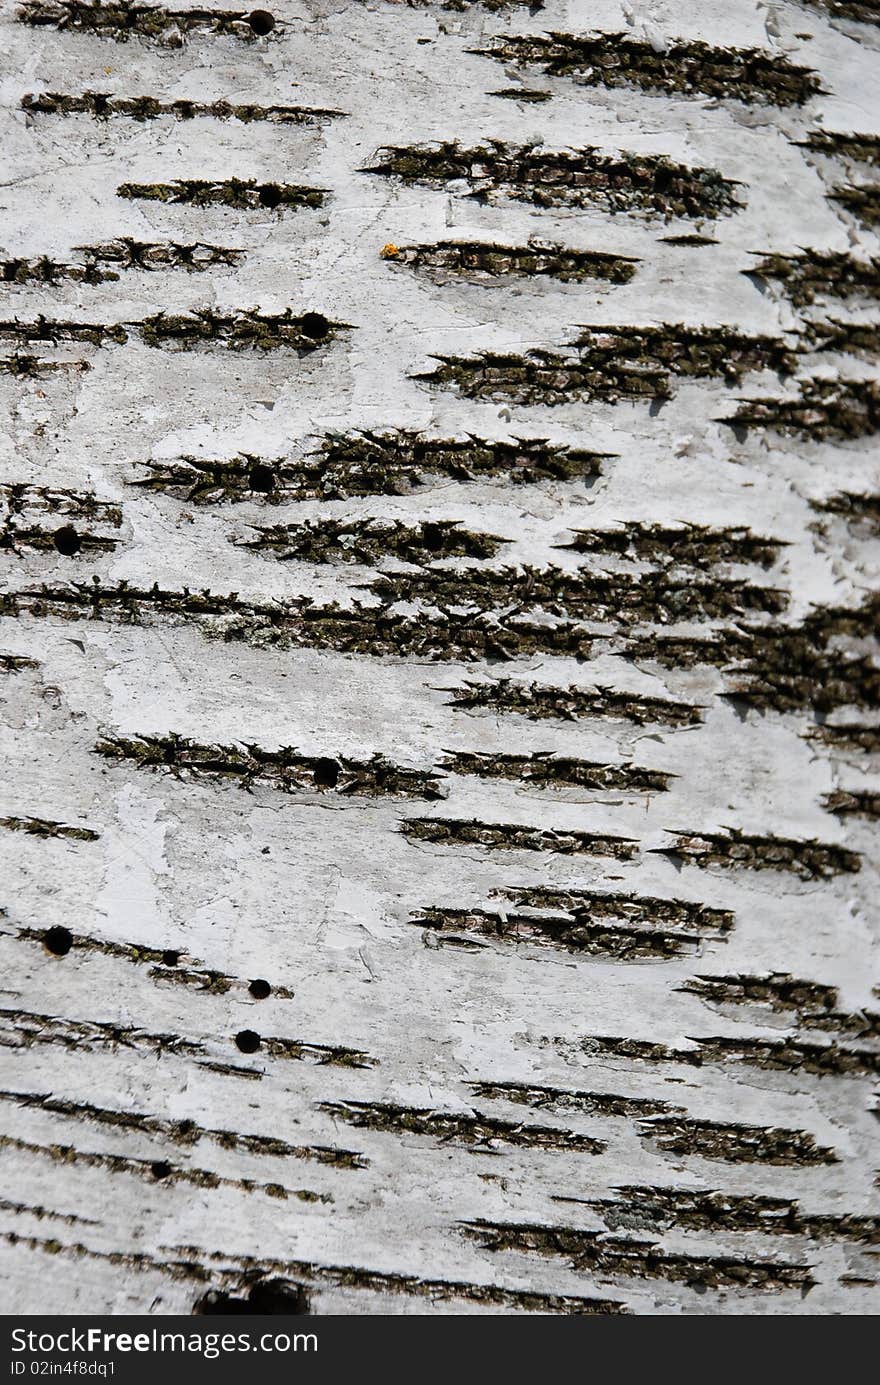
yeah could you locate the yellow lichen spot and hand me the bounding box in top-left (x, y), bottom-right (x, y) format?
top-left (380, 243), bottom-right (399, 259)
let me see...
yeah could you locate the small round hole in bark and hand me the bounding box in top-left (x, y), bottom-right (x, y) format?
top-left (258, 185), bottom-right (282, 209)
top-left (151, 1161), bottom-right (172, 1180)
top-left (248, 9), bottom-right (275, 35)
top-left (235, 1028), bottom-right (261, 1053)
top-left (44, 925), bottom-right (73, 956)
top-left (53, 526), bottom-right (81, 556)
top-left (313, 757), bottom-right (339, 788)
top-left (299, 312), bottom-right (330, 341)
top-left (249, 978), bottom-right (271, 1000)
top-left (249, 463), bottom-right (275, 493)
top-left (161, 949), bottom-right (180, 967)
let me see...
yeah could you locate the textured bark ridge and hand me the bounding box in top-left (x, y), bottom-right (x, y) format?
top-left (0, 0), bottom-right (877, 1319)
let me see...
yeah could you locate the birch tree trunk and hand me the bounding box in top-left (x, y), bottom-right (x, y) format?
top-left (0, 0), bottom-right (878, 1316)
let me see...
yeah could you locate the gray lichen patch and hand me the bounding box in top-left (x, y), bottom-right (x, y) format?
top-left (371, 564), bottom-right (787, 624)
top-left (583, 1186), bottom-right (880, 1243)
top-left (116, 179), bottom-right (326, 210)
top-left (364, 142), bottom-right (743, 219)
top-left (409, 906), bottom-right (707, 960)
top-left (0, 1089), bottom-right (365, 1168)
top-left (131, 435), bottom-right (607, 504)
top-left (560, 521), bottom-right (783, 570)
top-left (655, 828), bottom-right (861, 879)
top-left (468, 1081), bottom-right (680, 1119)
top-left (446, 679), bottom-right (704, 727)
top-left (320, 1100), bottom-right (605, 1153)
top-left (16, 1), bottom-right (282, 43)
top-left (380, 239), bottom-right (638, 285)
top-left (462, 1220), bottom-right (813, 1290)
top-left (138, 309), bottom-right (343, 352)
top-left (640, 1116), bottom-right (839, 1166)
top-left (94, 733), bottom-right (445, 800)
top-left (420, 325), bottom-right (796, 405)
top-left (475, 34), bottom-right (823, 106)
top-left (747, 251), bottom-right (880, 306)
top-left (499, 886), bottom-right (735, 934)
top-left (0, 815), bottom-right (99, 841)
top-left (22, 91), bottom-right (341, 125)
top-left (401, 817), bottom-right (638, 858)
top-left (240, 517), bottom-right (507, 566)
top-left (722, 377), bottom-right (880, 439)
top-left (439, 751), bottom-right (671, 792)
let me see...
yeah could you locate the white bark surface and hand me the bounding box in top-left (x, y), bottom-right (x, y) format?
top-left (0, 0), bottom-right (878, 1315)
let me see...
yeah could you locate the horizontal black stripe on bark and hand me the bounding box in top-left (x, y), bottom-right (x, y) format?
top-left (0, 1134), bottom-right (327, 1203)
top-left (320, 1100), bottom-right (605, 1152)
top-left (639, 1116), bottom-right (839, 1165)
top-left (462, 1220), bottom-right (813, 1289)
top-left (419, 324), bottom-right (795, 404)
top-left (446, 679), bottom-right (703, 726)
top-left (401, 817), bottom-right (638, 857)
top-left (380, 239), bottom-right (638, 283)
top-left (363, 141), bottom-right (743, 218)
top-left (95, 733), bottom-right (445, 800)
top-left (0, 1089), bottom-right (364, 1167)
top-left (131, 435), bottom-right (608, 503)
top-left (575, 1185), bottom-right (880, 1243)
top-left (654, 828), bottom-right (861, 879)
top-left (408, 906), bottom-right (707, 960)
top-left (117, 179), bottom-right (326, 209)
top-left (475, 34), bottom-right (823, 105)
top-left (22, 92), bottom-right (340, 123)
top-left (16, 1), bottom-right (281, 41)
